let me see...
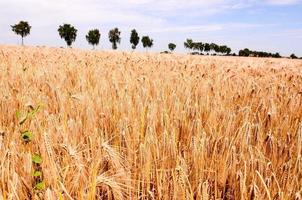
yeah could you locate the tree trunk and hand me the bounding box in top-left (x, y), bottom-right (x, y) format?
top-left (21, 37), bottom-right (24, 46)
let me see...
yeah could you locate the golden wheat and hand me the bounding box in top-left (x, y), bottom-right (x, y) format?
top-left (0, 45), bottom-right (302, 199)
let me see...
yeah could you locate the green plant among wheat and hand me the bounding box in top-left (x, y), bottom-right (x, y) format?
top-left (16, 104), bottom-right (45, 192)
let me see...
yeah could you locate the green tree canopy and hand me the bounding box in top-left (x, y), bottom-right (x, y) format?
top-left (130, 29), bottom-right (140, 50)
top-left (58, 24), bottom-right (77, 47)
top-left (86, 29), bottom-right (101, 49)
top-left (273, 53), bottom-right (281, 58)
top-left (141, 36), bottom-right (153, 51)
top-left (193, 42), bottom-right (203, 53)
top-left (219, 45), bottom-right (228, 54)
top-left (11, 21), bottom-right (31, 45)
top-left (239, 48), bottom-right (282, 58)
top-left (109, 28), bottom-right (121, 50)
top-left (184, 39), bottom-right (194, 51)
top-left (210, 43), bottom-right (219, 53)
top-left (290, 54), bottom-right (298, 59)
top-left (168, 43), bottom-right (176, 52)
top-left (226, 47), bottom-right (232, 55)
top-left (239, 48), bottom-right (250, 57)
top-left (204, 43), bottom-right (211, 53)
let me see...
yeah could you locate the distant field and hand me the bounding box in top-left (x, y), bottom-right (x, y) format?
top-left (0, 45), bottom-right (302, 200)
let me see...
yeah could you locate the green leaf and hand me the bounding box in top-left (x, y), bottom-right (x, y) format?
top-left (19, 114), bottom-right (28, 125)
top-left (28, 105), bottom-right (41, 118)
top-left (35, 181), bottom-right (45, 190)
top-left (21, 130), bottom-right (32, 142)
top-left (16, 111), bottom-right (21, 120)
top-left (32, 154), bottom-right (42, 164)
top-left (33, 171), bottom-right (42, 177)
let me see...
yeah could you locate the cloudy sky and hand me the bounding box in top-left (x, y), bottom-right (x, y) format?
top-left (0, 0), bottom-right (301, 56)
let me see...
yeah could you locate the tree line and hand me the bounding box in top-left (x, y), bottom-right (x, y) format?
top-left (184, 39), bottom-right (232, 55)
top-left (238, 48), bottom-right (281, 58)
top-left (10, 21), bottom-right (301, 59)
top-left (11, 21), bottom-right (153, 51)
top-left (237, 49), bottom-right (302, 59)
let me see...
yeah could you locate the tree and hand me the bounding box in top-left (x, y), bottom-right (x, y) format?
top-left (168, 43), bottom-right (176, 52)
top-left (11, 21), bottom-right (31, 45)
top-left (141, 36), bottom-right (153, 51)
top-left (210, 43), bottom-right (219, 54)
top-left (130, 29), bottom-right (140, 50)
top-left (219, 45), bottom-right (228, 55)
top-left (226, 47), bottom-right (232, 55)
top-left (273, 53), bottom-right (281, 58)
top-left (238, 48), bottom-right (283, 58)
top-left (204, 43), bottom-right (211, 54)
top-left (239, 48), bottom-right (250, 57)
top-left (191, 42), bottom-right (204, 55)
top-left (109, 28), bottom-right (121, 50)
top-left (184, 39), bottom-right (194, 52)
top-left (58, 24), bottom-right (77, 47)
top-left (197, 43), bottom-right (204, 53)
top-left (290, 54), bottom-right (297, 59)
top-left (86, 29), bottom-right (100, 49)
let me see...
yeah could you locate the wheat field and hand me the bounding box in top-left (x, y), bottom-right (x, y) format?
top-left (0, 45), bottom-right (302, 200)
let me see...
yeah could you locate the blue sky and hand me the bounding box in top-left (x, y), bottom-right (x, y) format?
top-left (0, 0), bottom-right (301, 56)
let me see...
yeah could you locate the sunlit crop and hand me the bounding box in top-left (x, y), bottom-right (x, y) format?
top-left (0, 45), bottom-right (302, 199)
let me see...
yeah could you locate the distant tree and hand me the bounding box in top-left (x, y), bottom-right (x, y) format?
top-left (108, 28), bottom-right (121, 50)
top-left (192, 42), bottom-right (199, 51)
top-left (192, 42), bottom-right (198, 51)
top-left (141, 36), bottom-right (153, 51)
top-left (210, 43), bottom-right (219, 54)
top-left (11, 21), bottom-right (31, 45)
top-left (86, 29), bottom-right (100, 49)
top-left (218, 45), bottom-right (229, 55)
top-left (192, 42), bottom-right (204, 54)
top-left (239, 48), bottom-right (283, 58)
top-left (273, 53), bottom-right (281, 58)
top-left (226, 47), bottom-right (232, 55)
top-left (218, 45), bottom-right (224, 54)
top-left (239, 48), bottom-right (250, 57)
top-left (204, 43), bottom-right (211, 54)
top-left (58, 24), bottom-right (77, 47)
top-left (290, 54), bottom-right (298, 59)
top-left (168, 43), bottom-right (176, 52)
top-left (130, 29), bottom-right (140, 50)
top-left (210, 43), bottom-right (215, 52)
top-left (198, 43), bottom-right (204, 53)
top-left (184, 39), bottom-right (194, 52)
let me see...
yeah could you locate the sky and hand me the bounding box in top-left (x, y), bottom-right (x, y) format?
top-left (0, 0), bottom-right (301, 56)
